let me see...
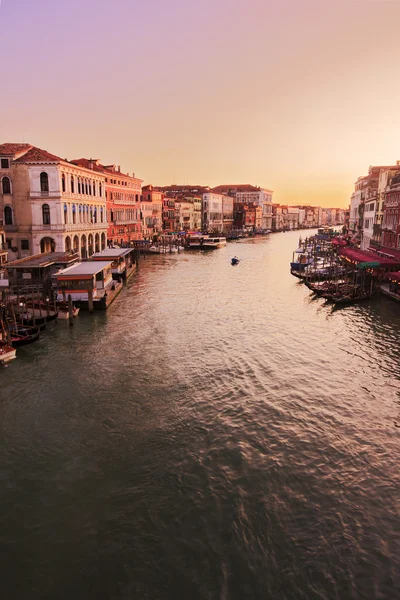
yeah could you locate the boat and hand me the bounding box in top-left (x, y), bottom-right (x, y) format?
top-left (231, 257), bottom-right (240, 265)
top-left (0, 342), bottom-right (16, 363)
top-left (10, 325), bottom-right (40, 347)
top-left (290, 252), bottom-right (313, 273)
top-left (57, 303), bottom-right (80, 320)
top-left (148, 245), bottom-right (161, 254)
top-left (202, 237), bottom-right (227, 249)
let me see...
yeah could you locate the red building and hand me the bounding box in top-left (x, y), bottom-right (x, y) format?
top-left (233, 202), bottom-right (262, 231)
top-left (72, 158), bottom-right (143, 245)
top-left (381, 172), bottom-right (400, 251)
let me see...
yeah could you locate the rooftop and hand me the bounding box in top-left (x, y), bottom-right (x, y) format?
top-left (56, 261), bottom-right (113, 278)
top-left (92, 248), bottom-right (133, 258)
top-left (6, 252), bottom-right (79, 269)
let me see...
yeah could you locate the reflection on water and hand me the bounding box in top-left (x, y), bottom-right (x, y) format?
top-left (0, 230), bottom-right (399, 599)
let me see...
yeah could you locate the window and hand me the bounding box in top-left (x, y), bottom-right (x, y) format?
top-left (40, 172), bottom-right (49, 192)
top-left (4, 205), bottom-right (13, 225)
top-left (62, 174), bottom-right (66, 192)
top-left (1, 158), bottom-right (9, 169)
top-left (21, 239), bottom-right (29, 250)
top-left (71, 176), bottom-right (75, 193)
top-left (42, 204), bottom-right (51, 225)
top-left (99, 183), bottom-right (102, 197)
top-left (2, 176), bottom-right (11, 194)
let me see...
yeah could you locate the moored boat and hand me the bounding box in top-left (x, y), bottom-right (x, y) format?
top-left (0, 342), bottom-right (17, 363)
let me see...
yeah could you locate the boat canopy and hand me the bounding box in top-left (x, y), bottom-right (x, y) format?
top-left (339, 247), bottom-right (400, 268)
top-left (357, 261), bottom-right (380, 269)
top-left (389, 271), bottom-right (400, 282)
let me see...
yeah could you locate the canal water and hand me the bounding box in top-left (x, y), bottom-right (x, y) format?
top-left (0, 230), bottom-right (399, 600)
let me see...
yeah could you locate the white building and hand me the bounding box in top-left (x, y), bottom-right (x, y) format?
top-left (202, 193), bottom-right (224, 233)
top-left (361, 194), bottom-right (377, 250)
top-left (0, 144), bottom-right (108, 260)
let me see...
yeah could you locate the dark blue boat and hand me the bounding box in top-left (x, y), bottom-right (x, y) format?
top-left (231, 257), bottom-right (240, 265)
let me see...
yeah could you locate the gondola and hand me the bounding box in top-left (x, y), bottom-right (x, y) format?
top-left (231, 257), bottom-right (240, 265)
top-left (9, 325), bottom-right (40, 347)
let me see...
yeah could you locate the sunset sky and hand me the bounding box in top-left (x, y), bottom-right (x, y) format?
top-left (1, 0), bottom-right (400, 207)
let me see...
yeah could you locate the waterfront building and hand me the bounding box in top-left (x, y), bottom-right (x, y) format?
top-left (91, 247), bottom-right (136, 280)
top-left (162, 197), bottom-right (176, 232)
top-left (211, 184), bottom-right (273, 230)
top-left (372, 166), bottom-right (400, 247)
top-left (55, 260), bottom-right (118, 310)
top-left (6, 251), bottom-right (80, 294)
top-left (381, 171), bottom-right (400, 252)
top-left (175, 198), bottom-right (194, 232)
top-left (234, 202), bottom-right (262, 232)
top-left (0, 143), bottom-right (108, 260)
top-left (141, 185), bottom-right (163, 239)
top-left (202, 192), bottom-right (224, 233)
top-left (222, 195), bottom-right (234, 233)
top-left (71, 159), bottom-right (143, 246)
top-left (0, 220), bottom-right (7, 267)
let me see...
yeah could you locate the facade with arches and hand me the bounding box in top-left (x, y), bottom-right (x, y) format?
top-left (0, 143), bottom-right (108, 260)
top-left (71, 158), bottom-right (143, 246)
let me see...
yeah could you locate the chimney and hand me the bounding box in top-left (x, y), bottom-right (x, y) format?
top-left (118, 165), bottom-right (121, 172)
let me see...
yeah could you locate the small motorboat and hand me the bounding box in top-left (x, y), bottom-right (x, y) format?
top-left (0, 341), bottom-right (17, 363)
top-left (57, 303), bottom-right (80, 320)
top-left (231, 257), bottom-right (240, 265)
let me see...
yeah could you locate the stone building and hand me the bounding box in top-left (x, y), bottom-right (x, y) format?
top-left (0, 143), bottom-right (108, 260)
top-left (71, 159), bottom-right (143, 246)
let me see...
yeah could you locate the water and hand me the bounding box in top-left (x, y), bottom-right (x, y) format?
top-left (0, 230), bottom-right (399, 600)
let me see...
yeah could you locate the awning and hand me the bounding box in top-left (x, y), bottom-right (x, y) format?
top-left (389, 271), bottom-right (400, 282)
top-left (339, 247), bottom-right (400, 268)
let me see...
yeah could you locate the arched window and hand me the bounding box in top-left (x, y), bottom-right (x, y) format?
top-left (42, 204), bottom-right (51, 225)
top-left (4, 205), bottom-right (13, 225)
top-left (71, 176), bottom-right (75, 194)
top-left (78, 178), bottom-right (81, 194)
top-left (2, 176), bottom-right (11, 195)
top-left (72, 204), bottom-right (76, 224)
top-left (40, 172), bottom-right (49, 192)
top-left (99, 183), bottom-right (102, 197)
top-left (62, 173), bottom-right (66, 192)
top-left (85, 180), bottom-right (89, 195)
top-left (64, 204), bottom-right (68, 224)
top-left (93, 181), bottom-right (96, 196)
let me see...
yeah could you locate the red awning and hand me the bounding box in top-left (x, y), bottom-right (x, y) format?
top-left (389, 271), bottom-right (400, 282)
top-left (331, 237), bottom-right (348, 246)
top-left (339, 247), bottom-right (400, 268)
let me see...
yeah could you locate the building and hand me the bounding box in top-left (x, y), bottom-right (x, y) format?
top-left (381, 171), bottom-right (400, 251)
top-left (71, 159), bottom-right (143, 247)
top-left (162, 197), bottom-right (176, 231)
top-left (202, 192), bottom-right (224, 233)
top-left (211, 184), bottom-right (273, 230)
top-left (0, 143), bottom-right (108, 260)
top-left (234, 202), bottom-right (262, 232)
top-left (222, 195), bottom-right (234, 233)
top-left (141, 185), bottom-right (164, 239)
top-left (0, 220), bottom-right (7, 267)
top-left (175, 198), bottom-right (194, 231)
top-left (54, 261), bottom-right (119, 310)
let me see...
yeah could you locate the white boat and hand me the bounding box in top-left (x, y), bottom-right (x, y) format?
top-left (57, 305), bottom-right (80, 320)
top-left (148, 246), bottom-right (161, 254)
top-left (0, 342), bottom-right (17, 363)
top-left (202, 237), bottom-right (227, 249)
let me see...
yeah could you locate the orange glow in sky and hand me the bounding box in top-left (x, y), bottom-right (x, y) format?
top-left (1, 0), bottom-right (400, 207)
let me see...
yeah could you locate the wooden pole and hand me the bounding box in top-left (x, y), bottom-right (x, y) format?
top-left (68, 294), bottom-right (74, 327)
top-left (32, 289), bottom-right (36, 326)
top-left (38, 286), bottom-right (42, 318)
top-left (88, 285), bottom-right (94, 313)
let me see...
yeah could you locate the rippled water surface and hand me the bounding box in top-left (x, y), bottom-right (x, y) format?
top-left (1, 230), bottom-right (399, 600)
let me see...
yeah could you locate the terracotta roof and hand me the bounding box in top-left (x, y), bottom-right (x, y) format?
top-left (0, 143), bottom-right (33, 157)
top-left (71, 158), bottom-right (142, 182)
top-left (15, 146), bottom-right (65, 164)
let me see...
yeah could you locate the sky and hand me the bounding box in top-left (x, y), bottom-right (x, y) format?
top-left (1, 0), bottom-right (400, 207)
